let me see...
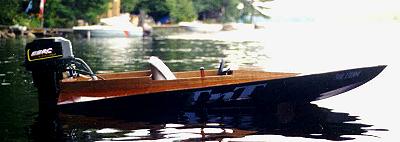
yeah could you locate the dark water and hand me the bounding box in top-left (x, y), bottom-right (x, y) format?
top-left (0, 39), bottom-right (38, 142)
top-left (0, 24), bottom-right (398, 141)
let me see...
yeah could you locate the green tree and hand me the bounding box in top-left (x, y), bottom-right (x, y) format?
top-left (166, 0), bottom-right (197, 22)
top-left (44, 0), bottom-right (75, 27)
top-left (0, 0), bottom-right (110, 28)
top-left (0, 0), bottom-right (20, 25)
top-left (221, 0), bottom-right (242, 23)
top-left (192, 0), bottom-right (242, 23)
top-left (0, 0), bottom-right (41, 27)
top-left (44, 0), bottom-right (109, 28)
top-left (121, 0), bottom-right (140, 13)
top-left (128, 0), bottom-right (170, 22)
top-left (193, 0), bottom-right (221, 20)
top-left (69, 0), bottom-right (109, 24)
top-left (192, 0), bottom-right (271, 23)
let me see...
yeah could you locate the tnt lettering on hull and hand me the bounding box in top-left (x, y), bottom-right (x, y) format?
top-left (191, 83), bottom-right (267, 105)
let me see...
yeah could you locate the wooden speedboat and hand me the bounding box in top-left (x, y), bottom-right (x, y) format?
top-left (24, 38), bottom-right (386, 115)
top-left (58, 57), bottom-right (386, 112)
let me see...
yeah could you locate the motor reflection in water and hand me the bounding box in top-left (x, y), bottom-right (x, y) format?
top-left (30, 103), bottom-right (387, 141)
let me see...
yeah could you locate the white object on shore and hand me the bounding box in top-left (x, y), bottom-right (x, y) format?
top-left (73, 13), bottom-right (143, 37)
top-left (179, 21), bottom-right (223, 33)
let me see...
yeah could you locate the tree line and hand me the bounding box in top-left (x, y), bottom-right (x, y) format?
top-left (0, 0), bottom-right (270, 28)
top-left (122, 0), bottom-right (270, 24)
top-left (0, 0), bottom-right (109, 28)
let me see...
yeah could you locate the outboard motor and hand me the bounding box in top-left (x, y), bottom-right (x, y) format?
top-left (24, 37), bottom-right (96, 115)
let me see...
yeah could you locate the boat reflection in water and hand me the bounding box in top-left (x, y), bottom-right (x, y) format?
top-left (30, 103), bottom-right (387, 141)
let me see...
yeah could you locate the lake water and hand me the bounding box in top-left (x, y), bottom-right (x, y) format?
top-left (0, 23), bottom-right (399, 141)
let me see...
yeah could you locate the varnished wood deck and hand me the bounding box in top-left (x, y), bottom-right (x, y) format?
top-left (59, 70), bottom-right (299, 103)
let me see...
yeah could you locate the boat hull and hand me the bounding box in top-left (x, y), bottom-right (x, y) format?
top-left (59, 66), bottom-right (386, 114)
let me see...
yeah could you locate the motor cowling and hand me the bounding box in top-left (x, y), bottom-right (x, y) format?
top-left (25, 37), bottom-right (74, 72)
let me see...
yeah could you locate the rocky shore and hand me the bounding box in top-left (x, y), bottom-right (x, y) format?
top-left (0, 25), bottom-right (36, 39)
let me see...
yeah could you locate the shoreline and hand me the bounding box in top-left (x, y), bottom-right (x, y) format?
top-left (0, 25), bottom-right (74, 39)
top-left (0, 23), bottom-right (268, 40)
top-left (0, 25), bottom-right (35, 39)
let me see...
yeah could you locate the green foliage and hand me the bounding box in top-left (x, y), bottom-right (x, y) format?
top-left (44, 0), bottom-right (74, 28)
top-left (193, 0), bottom-right (221, 13)
top-left (13, 15), bottom-right (41, 28)
top-left (193, 0), bottom-right (222, 21)
top-left (0, 0), bottom-right (109, 28)
top-left (44, 0), bottom-right (109, 28)
top-left (192, 0), bottom-right (271, 23)
top-left (166, 0), bottom-right (197, 22)
top-left (115, 0), bottom-right (272, 24)
top-left (131, 0), bottom-right (169, 20)
top-left (1, 0), bottom-right (271, 28)
top-left (0, 0), bottom-right (42, 27)
top-left (192, 0), bottom-right (250, 23)
top-left (221, 0), bottom-right (242, 23)
top-left (0, 0), bottom-right (20, 25)
top-left (121, 0), bottom-right (140, 13)
top-left (69, 0), bottom-right (109, 24)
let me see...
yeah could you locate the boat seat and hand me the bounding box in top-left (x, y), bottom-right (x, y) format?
top-left (148, 56), bottom-right (176, 80)
top-left (218, 59), bottom-right (233, 75)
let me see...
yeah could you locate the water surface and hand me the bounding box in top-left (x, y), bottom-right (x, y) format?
top-left (0, 23), bottom-right (398, 141)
